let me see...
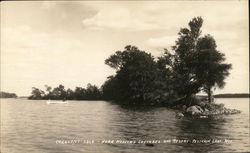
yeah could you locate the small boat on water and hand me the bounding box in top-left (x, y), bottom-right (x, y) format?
top-left (199, 115), bottom-right (208, 118)
top-left (46, 100), bottom-right (68, 104)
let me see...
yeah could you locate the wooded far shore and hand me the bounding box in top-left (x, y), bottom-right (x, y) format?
top-left (0, 91), bottom-right (249, 99)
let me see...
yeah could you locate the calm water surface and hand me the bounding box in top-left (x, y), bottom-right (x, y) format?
top-left (1, 98), bottom-right (249, 153)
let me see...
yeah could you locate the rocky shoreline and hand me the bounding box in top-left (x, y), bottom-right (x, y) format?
top-left (175, 102), bottom-right (241, 118)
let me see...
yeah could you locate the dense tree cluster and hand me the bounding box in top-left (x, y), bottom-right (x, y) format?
top-left (29, 17), bottom-right (231, 106)
top-left (103, 46), bottom-right (162, 104)
top-left (0, 91), bottom-right (17, 98)
top-left (102, 17), bottom-right (231, 105)
top-left (28, 83), bottom-right (102, 100)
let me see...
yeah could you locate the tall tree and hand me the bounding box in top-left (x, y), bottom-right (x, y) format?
top-left (171, 17), bottom-right (204, 103)
top-left (169, 17), bottom-right (231, 104)
top-left (195, 35), bottom-right (232, 102)
top-left (104, 45), bottom-right (159, 104)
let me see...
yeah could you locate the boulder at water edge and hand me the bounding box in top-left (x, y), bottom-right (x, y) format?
top-left (186, 105), bottom-right (203, 115)
top-left (176, 112), bottom-right (185, 118)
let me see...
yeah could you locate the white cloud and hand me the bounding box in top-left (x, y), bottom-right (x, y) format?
top-left (1, 24), bottom-right (116, 96)
top-left (2, 26), bottom-right (79, 59)
top-left (82, 8), bottom-right (160, 31)
top-left (82, 0), bottom-right (247, 33)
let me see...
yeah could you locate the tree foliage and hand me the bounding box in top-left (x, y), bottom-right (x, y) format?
top-left (168, 17), bottom-right (231, 103)
top-left (103, 45), bottom-right (162, 104)
top-left (0, 91), bottom-right (17, 98)
top-left (170, 17), bottom-right (204, 99)
top-left (28, 17), bottom-right (232, 105)
top-left (103, 17), bottom-right (232, 105)
top-left (195, 35), bottom-right (232, 102)
top-left (28, 83), bottom-right (102, 100)
top-left (29, 87), bottom-right (45, 100)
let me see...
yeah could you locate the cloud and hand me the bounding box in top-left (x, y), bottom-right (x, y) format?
top-left (82, 8), bottom-right (160, 31)
top-left (2, 26), bottom-right (76, 56)
top-left (1, 24), bottom-right (115, 96)
top-left (82, 0), bottom-right (247, 33)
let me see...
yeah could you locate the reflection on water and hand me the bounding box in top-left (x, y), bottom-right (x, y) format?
top-left (1, 98), bottom-right (249, 153)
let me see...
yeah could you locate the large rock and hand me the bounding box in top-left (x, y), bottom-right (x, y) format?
top-left (184, 103), bottom-right (241, 117)
top-left (186, 105), bottom-right (204, 115)
top-left (176, 112), bottom-right (184, 118)
top-left (200, 107), bottom-right (241, 116)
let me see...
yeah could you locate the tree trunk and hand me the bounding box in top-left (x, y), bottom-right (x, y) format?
top-left (207, 87), bottom-right (213, 103)
top-left (186, 94), bottom-right (192, 106)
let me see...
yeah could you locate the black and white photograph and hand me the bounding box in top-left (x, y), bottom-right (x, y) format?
top-left (0, 1), bottom-right (249, 153)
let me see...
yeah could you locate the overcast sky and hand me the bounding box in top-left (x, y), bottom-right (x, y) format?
top-left (1, 1), bottom-right (248, 96)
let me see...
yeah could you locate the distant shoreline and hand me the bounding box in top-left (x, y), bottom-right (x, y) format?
top-left (1, 95), bottom-right (249, 100)
top-left (1, 92), bottom-right (249, 99)
top-left (0, 91), bottom-right (17, 98)
top-left (214, 94), bottom-right (249, 98)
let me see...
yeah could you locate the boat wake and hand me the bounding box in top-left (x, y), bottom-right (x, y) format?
top-left (46, 100), bottom-right (68, 104)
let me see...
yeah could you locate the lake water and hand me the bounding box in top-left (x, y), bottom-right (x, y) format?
top-left (1, 98), bottom-right (249, 153)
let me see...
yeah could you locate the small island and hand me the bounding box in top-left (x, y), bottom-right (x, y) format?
top-left (28, 17), bottom-right (240, 117)
top-left (1, 2), bottom-right (248, 153)
top-left (0, 91), bottom-right (17, 98)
